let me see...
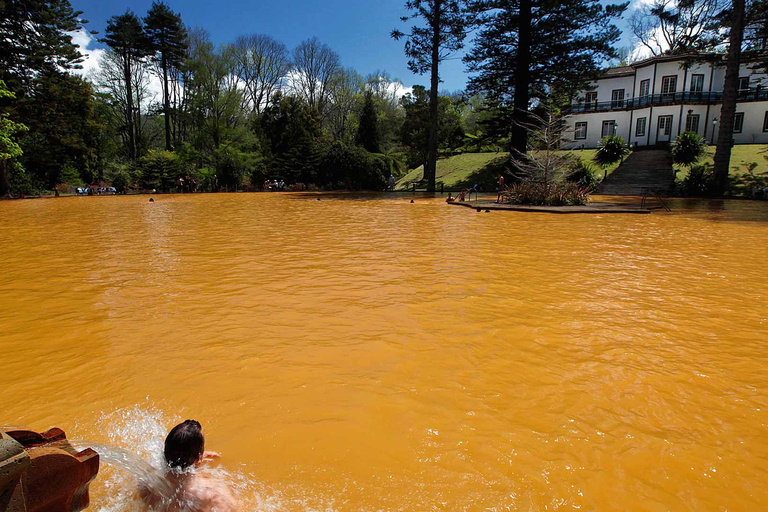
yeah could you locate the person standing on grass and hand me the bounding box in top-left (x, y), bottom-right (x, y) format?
top-left (496, 174), bottom-right (505, 203)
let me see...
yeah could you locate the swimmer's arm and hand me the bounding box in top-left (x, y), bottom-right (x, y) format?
top-left (202, 450), bottom-right (221, 462)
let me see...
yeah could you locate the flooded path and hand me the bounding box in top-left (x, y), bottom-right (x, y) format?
top-left (1, 193), bottom-right (767, 510)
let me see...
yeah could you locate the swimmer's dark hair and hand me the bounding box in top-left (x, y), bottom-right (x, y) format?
top-left (164, 420), bottom-right (204, 470)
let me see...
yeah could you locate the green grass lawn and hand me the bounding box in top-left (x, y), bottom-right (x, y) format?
top-left (396, 149), bottom-right (624, 191)
top-left (674, 144), bottom-right (768, 178)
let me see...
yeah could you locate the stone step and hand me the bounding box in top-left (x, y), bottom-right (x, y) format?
top-left (597, 149), bottom-right (674, 196)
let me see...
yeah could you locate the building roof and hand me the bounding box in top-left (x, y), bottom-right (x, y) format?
top-left (603, 66), bottom-right (634, 78)
top-left (600, 53), bottom-right (724, 79)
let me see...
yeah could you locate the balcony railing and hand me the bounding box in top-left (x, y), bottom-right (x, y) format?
top-left (568, 88), bottom-right (768, 113)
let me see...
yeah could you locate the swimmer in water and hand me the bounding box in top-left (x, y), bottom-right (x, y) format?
top-left (140, 420), bottom-right (237, 511)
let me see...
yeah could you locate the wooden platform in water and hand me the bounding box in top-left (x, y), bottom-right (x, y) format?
top-left (448, 200), bottom-right (652, 214)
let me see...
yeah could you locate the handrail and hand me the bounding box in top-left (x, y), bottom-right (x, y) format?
top-left (568, 88), bottom-right (768, 114)
top-left (641, 191), bottom-right (672, 212)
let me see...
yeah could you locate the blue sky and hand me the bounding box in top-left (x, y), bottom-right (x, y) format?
top-left (70, 0), bottom-right (639, 92)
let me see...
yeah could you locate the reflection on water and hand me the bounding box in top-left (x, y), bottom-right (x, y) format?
top-left (1, 193), bottom-right (768, 511)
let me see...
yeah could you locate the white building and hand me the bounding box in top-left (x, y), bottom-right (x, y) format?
top-left (564, 54), bottom-right (768, 149)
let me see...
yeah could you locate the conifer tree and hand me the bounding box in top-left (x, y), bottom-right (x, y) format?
top-left (392, 0), bottom-right (467, 192)
top-left (465, 0), bottom-right (626, 157)
top-left (0, 0), bottom-right (86, 94)
top-left (101, 11), bottom-right (151, 161)
top-left (144, 1), bottom-right (188, 151)
top-left (356, 90), bottom-right (381, 153)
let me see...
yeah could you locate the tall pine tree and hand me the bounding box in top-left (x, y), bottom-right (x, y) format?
top-left (465, 0), bottom-right (626, 157)
top-left (144, 1), bottom-right (188, 151)
top-left (356, 90), bottom-right (381, 153)
top-left (101, 11), bottom-right (151, 161)
top-left (0, 0), bottom-right (86, 95)
top-left (392, 0), bottom-right (467, 192)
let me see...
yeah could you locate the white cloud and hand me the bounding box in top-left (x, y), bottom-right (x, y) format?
top-left (69, 29), bottom-right (106, 79)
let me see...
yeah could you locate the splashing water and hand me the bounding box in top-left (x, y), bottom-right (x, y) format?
top-left (70, 441), bottom-right (176, 502)
top-left (71, 403), bottom-right (289, 512)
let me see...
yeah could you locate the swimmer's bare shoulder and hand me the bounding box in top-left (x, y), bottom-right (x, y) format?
top-left (186, 474), bottom-right (238, 511)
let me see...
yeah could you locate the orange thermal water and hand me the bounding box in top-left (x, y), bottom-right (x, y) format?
top-left (1, 193), bottom-right (767, 511)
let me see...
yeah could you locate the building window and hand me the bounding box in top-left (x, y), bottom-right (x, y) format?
top-left (574, 122), bottom-right (587, 140)
top-left (733, 112), bottom-right (744, 133)
top-left (685, 114), bottom-right (700, 133)
top-left (661, 76), bottom-right (677, 95)
top-left (636, 117), bottom-right (647, 137)
top-left (601, 120), bottom-right (616, 138)
top-left (611, 89), bottom-right (625, 108)
top-left (739, 77), bottom-right (750, 90)
top-left (763, 111), bottom-right (768, 132)
top-left (690, 74), bottom-right (704, 92)
top-left (738, 77), bottom-right (750, 99)
top-left (639, 79), bottom-right (650, 97)
top-left (585, 91), bottom-right (597, 103)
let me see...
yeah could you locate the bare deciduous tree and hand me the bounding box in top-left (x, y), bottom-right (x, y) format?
top-left (629, 0), bottom-right (723, 56)
top-left (510, 105), bottom-right (575, 193)
top-left (290, 37), bottom-right (340, 119)
top-left (326, 67), bottom-right (364, 142)
top-left (230, 34), bottom-right (292, 114)
top-left (95, 49), bottom-right (156, 158)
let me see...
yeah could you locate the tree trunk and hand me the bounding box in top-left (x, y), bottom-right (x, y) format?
top-left (510, 0), bottom-right (532, 158)
top-left (123, 54), bottom-right (136, 161)
top-left (713, 0), bottom-right (746, 195)
top-left (0, 160), bottom-right (11, 198)
top-left (425, 0), bottom-right (442, 193)
top-left (163, 53), bottom-right (172, 151)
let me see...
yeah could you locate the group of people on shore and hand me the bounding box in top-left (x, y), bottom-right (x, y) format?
top-left (76, 186), bottom-right (117, 196)
top-left (176, 176), bottom-right (202, 194)
top-left (263, 179), bottom-right (286, 191)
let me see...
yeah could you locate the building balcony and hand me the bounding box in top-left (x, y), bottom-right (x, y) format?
top-left (567, 88), bottom-right (768, 114)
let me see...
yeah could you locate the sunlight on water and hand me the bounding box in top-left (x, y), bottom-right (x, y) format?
top-left (1, 193), bottom-right (768, 510)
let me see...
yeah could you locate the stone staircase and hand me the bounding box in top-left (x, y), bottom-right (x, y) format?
top-left (597, 149), bottom-right (674, 196)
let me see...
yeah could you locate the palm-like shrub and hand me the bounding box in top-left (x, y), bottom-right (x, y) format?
top-left (672, 131), bottom-right (706, 168)
top-left (679, 164), bottom-right (716, 196)
top-left (594, 135), bottom-right (629, 168)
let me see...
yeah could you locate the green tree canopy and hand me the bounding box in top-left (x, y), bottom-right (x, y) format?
top-left (0, 81), bottom-right (29, 197)
top-left (0, 0), bottom-right (86, 94)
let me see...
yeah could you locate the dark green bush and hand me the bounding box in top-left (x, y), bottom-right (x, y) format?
top-left (506, 181), bottom-right (591, 206)
top-left (672, 131), bottom-right (706, 168)
top-left (317, 143), bottom-right (387, 190)
top-left (678, 164), bottom-right (716, 197)
top-left (594, 135), bottom-right (629, 168)
top-left (568, 159), bottom-right (600, 190)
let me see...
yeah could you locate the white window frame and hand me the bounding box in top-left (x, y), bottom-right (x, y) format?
top-left (639, 79), bottom-right (650, 97)
top-left (733, 112), bottom-right (744, 133)
top-left (661, 76), bottom-right (677, 94)
top-left (636, 117), bottom-right (647, 137)
top-left (585, 91), bottom-right (597, 103)
top-left (738, 77), bottom-right (750, 91)
top-left (685, 114), bottom-right (700, 133)
top-left (574, 122), bottom-right (588, 140)
top-left (611, 89), bottom-right (625, 108)
top-left (601, 120), bottom-right (616, 138)
top-left (690, 74), bottom-right (704, 92)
